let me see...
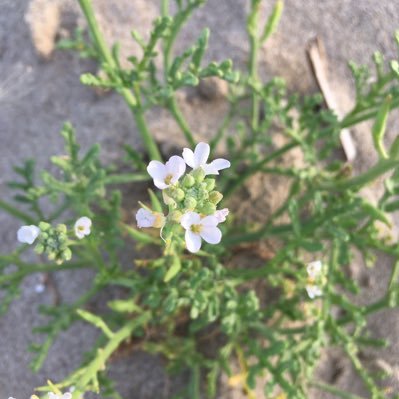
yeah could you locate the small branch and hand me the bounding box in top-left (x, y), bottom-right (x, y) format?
top-left (307, 37), bottom-right (357, 161)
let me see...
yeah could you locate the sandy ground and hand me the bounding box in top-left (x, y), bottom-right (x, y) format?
top-left (1, 0), bottom-right (399, 398)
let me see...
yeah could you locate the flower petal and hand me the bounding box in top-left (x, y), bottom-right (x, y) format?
top-left (147, 160), bottom-right (166, 182)
top-left (214, 208), bottom-right (229, 223)
top-left (193, 142), bottom-right (210, 168)
top-left (203, 158), bottom-right (231, 175)
top-left (185, 230), bottom-right (202, 253)
top-left (153, 179), bottom-right (169, 190)
top-left (182, 148), bottom-right (196, 168)
top-left (201, 215), bottom-right (219, 227)
top-left (306, 284), bottom-right (322, 299)
top-left (136, 208), bottom-right (156, 228)
top-left (200, 226), bottom-right (222, 244)
top-left (181, 211), bottom-right (201, 230)
top-left (307, 261), bottom-right (322, 278)
top-left (166, 155), bottom-right (186, 183)
top-left (211, 158), bottom-right (230, 171)
top-left (76, 216), bottom-right (92, 229)
top-left (17, 225), bottom-right (40, 244)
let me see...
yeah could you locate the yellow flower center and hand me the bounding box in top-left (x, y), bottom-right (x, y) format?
top-left (307, 276), bottom-right (316, 285)
top-left (191, 224), bottom-right (203, 234)
top-left (164, 174), bottom-right (173, 185)
top-left (77, 225), bottom-right (85, 231)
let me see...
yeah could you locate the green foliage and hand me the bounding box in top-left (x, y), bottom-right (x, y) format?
top-left (3, 1), bottom-right (399, 399)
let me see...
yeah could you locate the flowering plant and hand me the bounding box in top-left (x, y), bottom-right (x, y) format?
top-left (3, 1), bottom-right (399, 399)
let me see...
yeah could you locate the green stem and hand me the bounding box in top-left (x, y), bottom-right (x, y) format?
top-left (319, 158), bottom-right (399, 191)
top-left (247, 0), bottom-right (261, 135)
top-left (223, 141), bottom-right (299, 198)
top-left (249, 33), bottom-right (260, 132)
top-left (77, 0), bottom-right (162, 161)
top-left (389, 258), bottom-right (399, 290)
top-left (162, 3), bottom-right (197, 146)
top-left (168, 96), bottom-right (196, 146)
top-left (310, 381), bottom-right (367, 399)
top-left (0, 199), bottom-right (36, 224)
top-left (0, 260), bottom-right (90, 284)
top-left (210, 104), bottom-right (235, 151)
top-left (341, 96), bottom-right (399, 128)
top-left (72, 312), bottom-right (151, 397)
top-left (133, 108), bottom-right (162, 160)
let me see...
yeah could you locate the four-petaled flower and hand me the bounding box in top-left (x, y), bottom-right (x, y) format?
top-left (74, 216), bottom-right (92, 239)
top-left (182, 142), bottom-right (230, 175)
top-left (17, 225), bottom-right (40, 244)
top-left (180, 211), bottom-right (222, 253)
top-left (306, 260), bottom-right (323, 299)
top-left (136, 208), bottom-right (165, 228)
top-left (147, 156), bottom-right (186, 190)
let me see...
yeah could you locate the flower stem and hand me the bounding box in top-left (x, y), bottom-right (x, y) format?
top-left (247, 2), bottom-right (260, 135)
top-left (162, 1), bottom-right (197, 146)
top-left (77, 0), bottom-right (162, 161)
top-left (168, 96), bottom-right (196, 146)
top-left (319, 158), bottom-right (399, 191)
top-left (72, 312), bottom-right (151, 397)
top-left (223, 141), bottom-right (299, 198)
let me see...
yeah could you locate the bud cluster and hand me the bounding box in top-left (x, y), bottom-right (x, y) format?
top-left (17, 216), bottom-right (92, 264)
top-left (136, 142), bottom-right (230, 253)
top-left (35, 222), bottom-right (72, 264)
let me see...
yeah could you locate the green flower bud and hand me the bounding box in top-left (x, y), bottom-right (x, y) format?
top-left (184, 196), bottom-right (197, 210)
top-left (197, 187), bottom-right (209, 202)
top-left (183, 174), bottom-right (195, 188)
top-left (34, 243), bottom-right (44, 254)
top-left (200, 202), bottom-right (217, 215)
top-left (209, 191), bottom-right (223, 205)
top-left (174, 188), bottom-right (185, 202)
top-left (166, 187), bottom-right (185, 202)
top-left (162, 191), bottom-right (176, 207)
top-left (38, 221), bottom-right (51, 231)
top-left (192, 168), bottom-right (205, 183)
top-left (62, 248), bottom-right (72, 261)
top-left (169, 210), bottom-right (183, 223)
top-left (56, 224), bottom-right (67, 234)
top-left (204, 178), bottom-right (216, 191)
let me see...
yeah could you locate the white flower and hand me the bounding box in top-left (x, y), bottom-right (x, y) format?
top-left (147, 156), bottom-right (186, 190)
top-left (136, 208), bottom-right (165, 228)
top-left (74, 216), bottom-right (92, 239)
top-left (182, 142), bottom-right (230, 175)
top-left (180, 211), bottom-right (222, 253)
top-left (306, 260), bottom-right (323, 299)
top-left (306, 284), bottom-right (323, 299)
top-left (214, 208), bottom-right (229, 223)
top-left (306, 260), bottom-right (322, 279)
top-left (17, 225), bottom-right (40, 244)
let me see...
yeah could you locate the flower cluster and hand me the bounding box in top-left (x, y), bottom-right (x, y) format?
top-left (136, 142), bottom-right (230, 253)
top-left (305, 260), bottom-right (326, 299)
top-left (17, 216), bottom-right (92, 264)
